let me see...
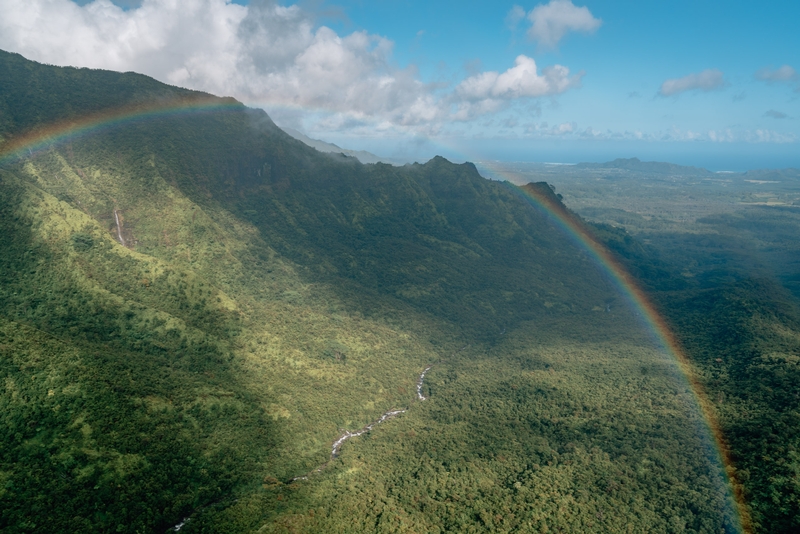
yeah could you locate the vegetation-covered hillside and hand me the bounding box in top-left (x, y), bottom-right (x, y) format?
top-left (592, 221), bottom-right (800, 533)
top-left (0, 50), bottom-right (745, 532)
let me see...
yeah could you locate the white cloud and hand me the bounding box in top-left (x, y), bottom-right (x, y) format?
top-left (0, 0), bottom-right (583, 134)
top-left (659, 127), bottom-right (795, 144)
top-left (747, 130), bottom-right (795, 143)
top-left (0, 0), bottom-right (250, 92)
top-left (452, 55), bottom-right (582, 121)
top-left (658, 69), bottom-right (726, 97)
top-left (755, 65), bottom-right (797, 82)
top-left (550, 121), bottom-right (576, 135)
top-left (456, 55), bottom-right (582, 101)
top-left (526, 0), bottom-right (601, 48)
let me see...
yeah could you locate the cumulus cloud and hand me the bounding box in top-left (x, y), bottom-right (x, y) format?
top-left (549, 121), bottom-right (576, 135)
top-left (0, 0), bottom-right (435, 124)
top-left (456, 55), bottom-right (582, 101)
top-left (452, 55), bottom-right (582, 120)
top-left (755, 65), bottom-right (797, 82)
top-left (658, 69), bottom-right (726, 97)
top-left (526, 0), bottom-right (601, 48)
top-left (0, 0), bottom-right (583, 133)
top-left (1, 0), bottom-right (249, 94)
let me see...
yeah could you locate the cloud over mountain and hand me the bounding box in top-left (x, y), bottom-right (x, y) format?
top-left (0, 0), bottom-right (582, 133)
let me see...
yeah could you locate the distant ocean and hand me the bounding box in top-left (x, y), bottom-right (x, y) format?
top-left (316, 135), bottom-right (799, 173)
top-left (453, 140), bottom-right (800, 173)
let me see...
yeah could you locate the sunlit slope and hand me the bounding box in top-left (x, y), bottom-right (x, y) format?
top-left (0, 129), bottom-right (445, 531)
top-left (0, 50), bottom-right (735, 533)
top-left (216, 326), bottom-right (736, 533)
top-left (0, 171), bottom-right (279, 531)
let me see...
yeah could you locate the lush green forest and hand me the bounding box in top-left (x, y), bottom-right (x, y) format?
top-left (490, 159), bottom-right (800, 532)
top-left (1, 49), bottom-right (798, 532)
top-left (591, 223), bottom-right (800, 533)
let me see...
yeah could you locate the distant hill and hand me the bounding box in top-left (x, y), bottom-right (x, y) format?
top-left (280, 126), bottom-right (407, 165)
top-left (741, 167), bottom-right (800, 182)
top-left (577, 157), bottom-right (713, 176)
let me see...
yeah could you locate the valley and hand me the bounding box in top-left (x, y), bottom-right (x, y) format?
top-left (0, 50), bottom-right (798, 533)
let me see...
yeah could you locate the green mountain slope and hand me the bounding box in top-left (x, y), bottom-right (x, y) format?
top-left (0, 50), bottom-right (740, 533)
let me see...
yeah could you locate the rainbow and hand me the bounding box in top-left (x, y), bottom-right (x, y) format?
top-left (482, 166), bottom-right (751, 533)
top-left (0, 94), bottom-right (244, 165)
top-left (0, 98), bottom-right (750, 531)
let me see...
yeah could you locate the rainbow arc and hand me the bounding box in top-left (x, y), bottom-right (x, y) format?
top-left (0, 99), bottom-right (750, 532)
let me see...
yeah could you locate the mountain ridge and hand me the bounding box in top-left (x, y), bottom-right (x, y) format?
top-left (279, 126), bottom-right (406, 165)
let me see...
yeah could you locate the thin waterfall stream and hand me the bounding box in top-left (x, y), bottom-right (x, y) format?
top-left (290, 363), bottom-right (436, 483)
top-left (170, 348), bottom-right (467, 532)
top-left (113, 209), bottom-right (125, 246)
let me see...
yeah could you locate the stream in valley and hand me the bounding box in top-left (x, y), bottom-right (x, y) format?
top-left (171, 360), bottom-right (447, 531)
top-left (290, 363), bottom-right (436, 482)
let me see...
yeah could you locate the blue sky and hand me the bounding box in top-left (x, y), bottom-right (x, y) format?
top-left (321, 0), bottom-right (799, 168)
top-left (3, 0), bottom-right (799, 169)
